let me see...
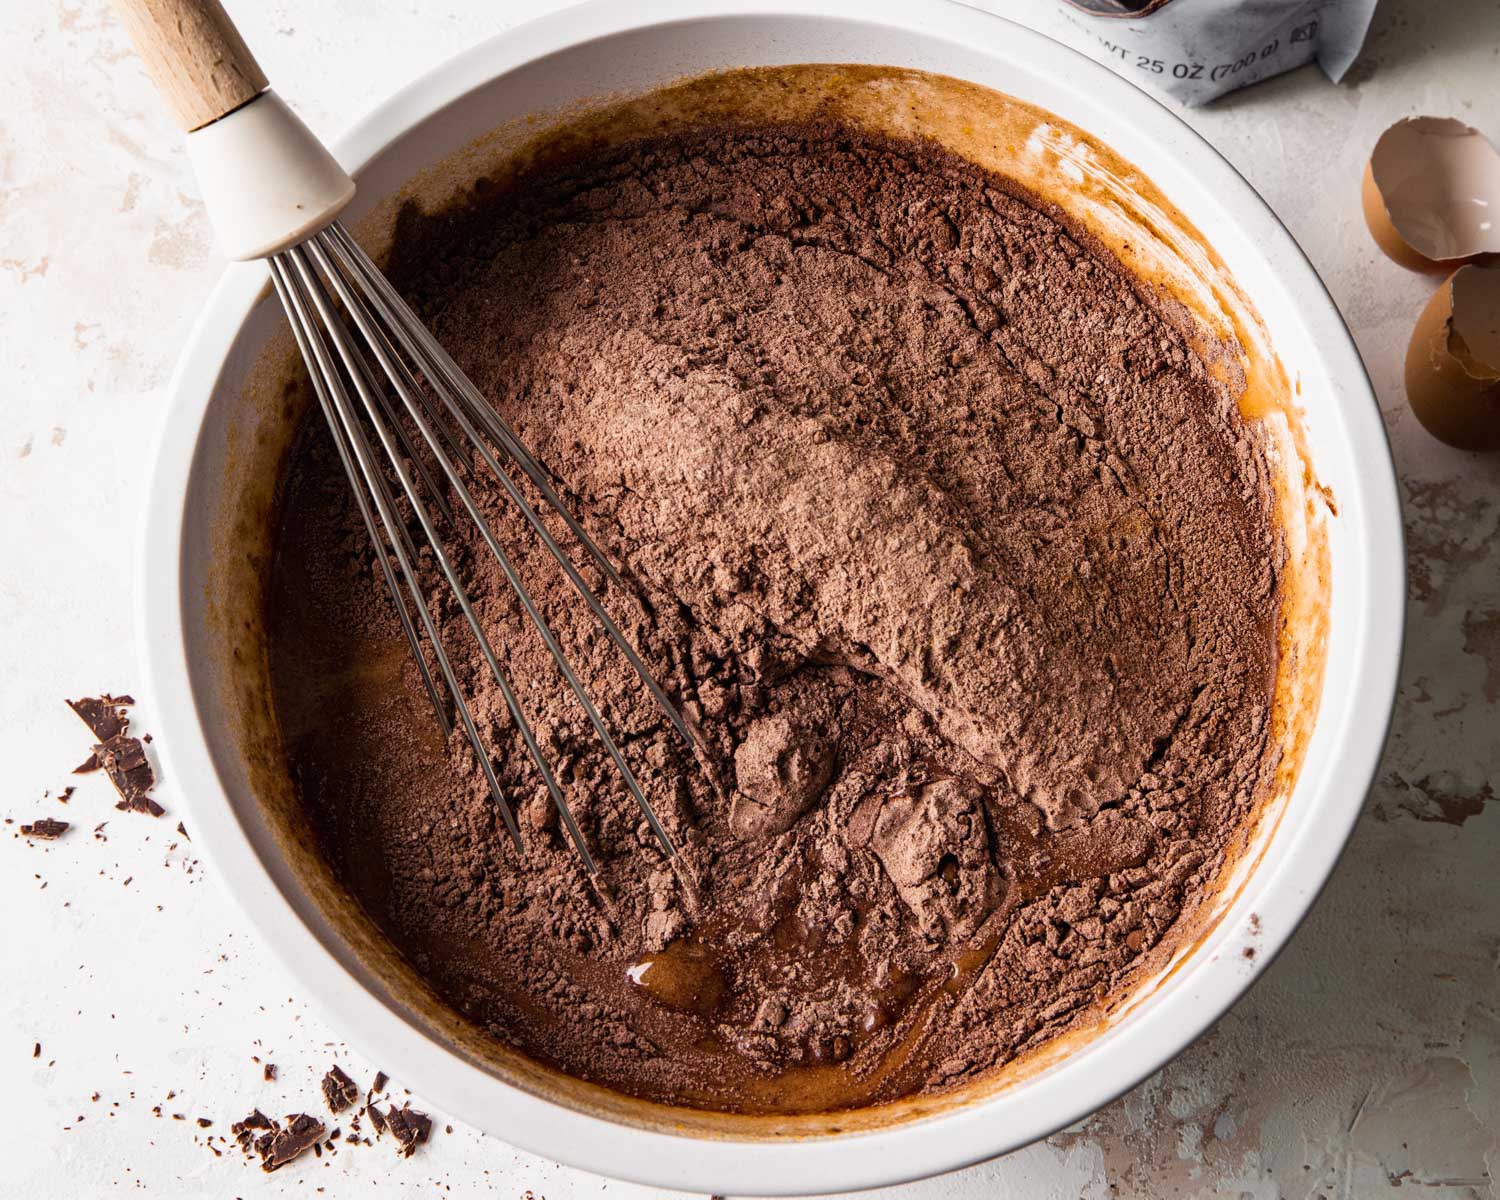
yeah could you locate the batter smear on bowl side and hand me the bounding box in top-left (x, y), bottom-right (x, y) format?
top-left (266, 120), bottom-right (1281, 1113)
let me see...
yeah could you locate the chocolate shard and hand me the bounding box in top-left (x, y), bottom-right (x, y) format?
top-left (320, 1065), bottom-right (360, 1114)
top-left (98, 735), bottom-right (146, 771)
top-left (263, 1062), bottom-right (276, 1082)
top-left (370, 1070), bottom-right (388, 1094)
top-left (384, 1104), bottom-right (431, 1157)
top-left (94, 733), bottom-right (160, 815)
top-left (66, 696), bottom-right (127, 742)
top-left (20, 818), bottom-right (69, 840)
top-left (367, 1104), bottom-right (387, 1135)
top-left (66, 693), bottom-right (162, 814)
top-left (231, 1108), bottom-right (276, 1152)
top-left (259, 1113), bottom-right (326, 1172)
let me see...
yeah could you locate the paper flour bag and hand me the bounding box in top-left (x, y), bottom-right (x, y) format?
top-left (985, 0), bottom-right (1380, 106)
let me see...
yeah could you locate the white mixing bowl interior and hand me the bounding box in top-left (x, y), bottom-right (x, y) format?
top-left (139, 2), bottom-right (1403, 1192)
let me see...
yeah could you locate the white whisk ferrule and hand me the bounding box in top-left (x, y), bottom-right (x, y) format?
top-left (186, 90), bottom-right (354, 260)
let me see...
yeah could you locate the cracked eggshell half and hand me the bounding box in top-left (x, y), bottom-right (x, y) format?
top-left (1362, 117), bottom-right (1500, 272)
top-left (1405, 264), bottom-right (1500, 451)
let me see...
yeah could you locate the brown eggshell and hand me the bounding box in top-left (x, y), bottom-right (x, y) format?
top-left (1362, 162), bottom-right (1444, 272)
top-left (1364, 117), bottom-right (1500, 272)
top-left (1405, 264), bottom-right (1500, 451)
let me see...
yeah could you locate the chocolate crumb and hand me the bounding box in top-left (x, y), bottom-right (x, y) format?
top-left (370, 1070), bottom-right (387, 1094)
top-left (196, 1117), bottom-right (213, 1128)
top-left (32, 1043), bottom-right (40, 1058)
top-left (176, 821), bottom-right (189, 840)
top-left (263, 1062), bottom-right (276, 1082)
top-left (320, 1065), bottom-right (360, 1114)
top-left (20, 818), bottom-right (69, 840)
top-left (367, 1105), bottom-right (387, 1135)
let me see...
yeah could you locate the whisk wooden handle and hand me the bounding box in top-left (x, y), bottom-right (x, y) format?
top-left (111, 0), bottom-right (268, 132)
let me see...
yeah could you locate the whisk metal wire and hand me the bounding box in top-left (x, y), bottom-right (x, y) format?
top-left (266, 220), bottom-right (691, 876)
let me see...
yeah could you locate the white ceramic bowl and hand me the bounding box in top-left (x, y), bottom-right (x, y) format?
top-left (138, 1), bottom-right (1403, 1192)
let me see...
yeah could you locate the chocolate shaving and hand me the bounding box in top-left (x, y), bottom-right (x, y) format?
top-left (121, 793), bottom-right (164, 817)
top-left (320, 1065), bottom-right (360, 1114)
top-left (231, 1108), bottom-right (274, 1152)
top-left (20, 818), bottom-right (68, 840)
top-left (259, 1113), bottom-right (326, 1172)
top-left (66, 694), bottom-right (162, 815)
top-left (383, 1104), bottom-right (431, 1157)
top-left (95, 734), bottom-right (160, 814)
top-left (97, 734), bottom-right (146, 773)
top-left (66, 696), bottom-right (126, 742)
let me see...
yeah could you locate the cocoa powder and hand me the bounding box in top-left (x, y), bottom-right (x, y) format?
top-left (265, 120), bottom-right (1280, 1113)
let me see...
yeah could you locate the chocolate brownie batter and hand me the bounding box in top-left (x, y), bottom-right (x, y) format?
top-left (266, 120), bottom-right (1280, 1113)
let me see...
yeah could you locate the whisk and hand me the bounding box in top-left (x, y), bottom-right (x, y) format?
top-left (115, 0), bottom-right (693, 877)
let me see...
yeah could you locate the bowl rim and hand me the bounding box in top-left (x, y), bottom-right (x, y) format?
top-left (137, 0), bottom-right (1405, 1192)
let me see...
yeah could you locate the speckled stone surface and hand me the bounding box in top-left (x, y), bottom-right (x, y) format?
top-left (3, 1), bottom-right (1497, 1196)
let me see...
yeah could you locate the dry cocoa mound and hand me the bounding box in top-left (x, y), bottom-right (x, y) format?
top-left (265, 119), bottom-right (1280, 1113)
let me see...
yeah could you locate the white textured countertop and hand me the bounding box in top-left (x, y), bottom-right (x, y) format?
top-left (3, 1), bottom-right (1498, 1196)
